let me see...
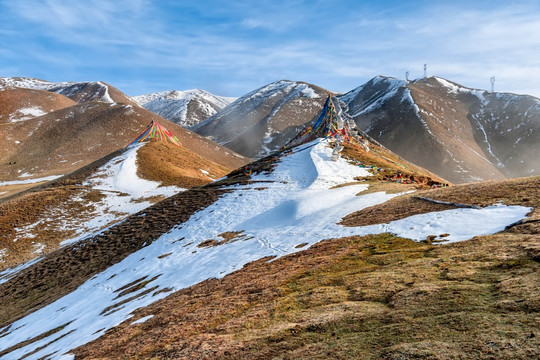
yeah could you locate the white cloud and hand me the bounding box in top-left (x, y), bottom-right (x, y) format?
top-left (2, 0), bottom-right (540, 97)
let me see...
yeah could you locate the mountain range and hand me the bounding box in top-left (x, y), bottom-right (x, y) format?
top-left (0, 75), bottom-right (538, 359)
top-left (0, 78), bottom-right (248, 197)
top-left (5, 75), bottom-right (537, 184)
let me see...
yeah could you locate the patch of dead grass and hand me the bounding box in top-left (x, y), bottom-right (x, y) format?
top-left (136, 141), bottom-right (232, 188)
top-left (198, 231), bottom-right (249, 248)
top-left (342, 176), bottom-right (540, 229)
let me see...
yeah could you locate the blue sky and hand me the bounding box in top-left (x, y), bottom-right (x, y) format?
top-left (1, 0), bottom-right (540, 97)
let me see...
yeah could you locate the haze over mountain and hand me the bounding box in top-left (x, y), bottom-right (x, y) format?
top-left (191, 80), bottom-right (330, 158)
top-left (133, 89), bottom-right (235, 128)
top-left (340, 76), bottom-right (540, 183)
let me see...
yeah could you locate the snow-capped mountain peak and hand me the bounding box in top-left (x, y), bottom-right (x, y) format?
top-left (132, 89), bottom-right (235, 128)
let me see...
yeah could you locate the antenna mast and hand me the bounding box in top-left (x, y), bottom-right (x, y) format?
top-left (490, 76), bottom-right (495, 92)
top-left (405, 71), bottom-right (409, 81)
top-left (424, 64), bottom-right (427, 78)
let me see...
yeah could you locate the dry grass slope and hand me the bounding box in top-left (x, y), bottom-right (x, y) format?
top-left (71, 180), bottom-right (538, 358)
top-left (73, 177), bottom-right (539, 359)
top-left (136, 141), bottom-right (230, 187)
top-left (0, 139), bottom-right (240, 272)
top-left (0, 88), bottom-right (76, 125)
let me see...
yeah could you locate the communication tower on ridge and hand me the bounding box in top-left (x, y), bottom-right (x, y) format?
top-left (405, 71), bottom-right (409, 81)
top-left (490, 76), bottom-right (495, 92)
top-left (424, 64), bottom-right (427, 78)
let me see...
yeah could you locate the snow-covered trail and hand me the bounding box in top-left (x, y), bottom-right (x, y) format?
top-left (0, 139), bottom-right (530, 360)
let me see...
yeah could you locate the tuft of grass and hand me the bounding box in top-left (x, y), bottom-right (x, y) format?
top-left (82, 190), bottom-right (106, 203)
top-left (198, 231), bottom-right (248, 248)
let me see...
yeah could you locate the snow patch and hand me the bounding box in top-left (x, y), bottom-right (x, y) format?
top-left (96, 81), bottom-right (114, 103)
top-left (435, 77), bottom-right (489, 105)
top-left (19, 107), bottom-right (47, 117)
top-left (9, 106), bottom-right (47, 122)
top-left (475, 120), bottom-right (505, 167)
top-left (299, 84), bottom-right (319, 99)
top-left (32, 243), bottom-right (45, 254)
top-left (0, 175), bottom-right (61, 186)
top-left (130, 315), bottom-right (154, 325)
top-left (58, 143), bottom-right (184, 246)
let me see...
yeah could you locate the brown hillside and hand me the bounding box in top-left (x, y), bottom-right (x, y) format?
top-left (0, 140), bottom-right (237, 272)
top-left (342, 76), bottom-right (540, 183)
top-left (192, 80), bottom-right (331, 158)
top-left (0, 88), bottom-right (76, 125)
top-left (73, 176), bottom-right (539, 360)
top-left (408, 78), bottom-right (506, 181)
top-left (0, 102), bottom-right (249, 182)
top-left (49, 81), bottom-right (139, 106)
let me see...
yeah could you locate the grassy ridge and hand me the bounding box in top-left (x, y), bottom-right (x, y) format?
top-left (75, 209), bottom-right (539, 359)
